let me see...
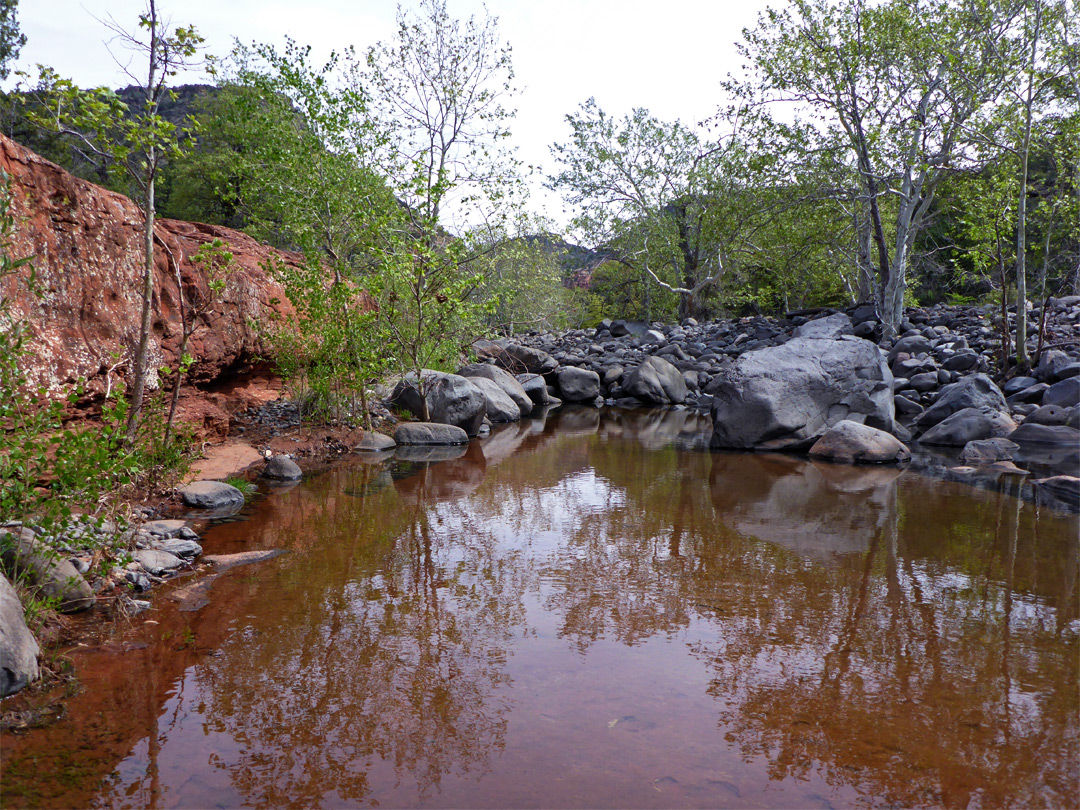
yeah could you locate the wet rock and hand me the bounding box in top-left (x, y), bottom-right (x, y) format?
top-left (808, 420), bottom-right (911, 464)
top-left (0, 572), bottom-right (40, 697)
top-left (261, 455), bottom-right (302, 481)
top-left (622, 355), bottom-right (688, 405)
top-left (134, 549), bottom-right (186, 575)
top-left (356, 433), bottom-right (396, 452)
top-left (0, 527), bottom-right (96, 613)
top-left (915, 374), bottom-right (1008, 431)
top-left (710, 336), bottom-right (894, 451)
top-left (393, 422), bottom-right (470, 445)
top-left (959, 437), bottom-right (1020, 465)
top-left (556, 366), bottom-right (601, 402)
top-left (202, 550), bottom-right (287, 570)
top-left (179, 481), bottom-right (245, 512)
top-left (918, 407), bottom-right (1017, 446)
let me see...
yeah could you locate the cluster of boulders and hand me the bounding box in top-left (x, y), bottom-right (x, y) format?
top-left (377, 298), bottom-right (1079, 507)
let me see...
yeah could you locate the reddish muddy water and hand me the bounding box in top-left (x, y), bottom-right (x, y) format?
top-left (2, 407), bottom-right (1078, 809)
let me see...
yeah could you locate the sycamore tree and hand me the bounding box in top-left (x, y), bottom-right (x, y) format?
top-left (366, 0), bottom-right (523, 405)
top-left (731, 0), bottom-right (1019, 336)
top-left (548, 100), bottom-right (729, 321)
top-left (21, 0), bottom-right (202, 440)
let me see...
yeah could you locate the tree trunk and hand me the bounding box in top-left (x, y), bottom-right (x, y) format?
top-left (125, 156), bottom-right (156, 443)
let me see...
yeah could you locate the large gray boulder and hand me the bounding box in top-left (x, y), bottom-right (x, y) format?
top-left (622, 356), bottom-right (688, 405)
top-left (474, 340), bottom-right (558, 374)
top-left (918, 407), bottom-right (1017, 446)
top-left (914, 374), bottom-right (1008, 431)
top-left (556, 366), bottom-right (601, 402)
top-left (391, 371), bottom-right (487, 437)
top-left (394, 422), bottom-right (470, 445)
top-left (1, 572), bottom-right (39, 697)
top-left (457, 363), bottom-right (533, 416)
top-left (710, 336), bottom-right (894, 451)
top-left (808, 420), bottom-right (910, 464)
top-left (467, 376), bottom-right (523, 422)
top-left (0, 527), bottom-right (96, 613)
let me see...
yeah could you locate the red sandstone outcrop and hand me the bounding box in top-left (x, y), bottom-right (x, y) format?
top-left (0, 133), bottom-right (304, 398)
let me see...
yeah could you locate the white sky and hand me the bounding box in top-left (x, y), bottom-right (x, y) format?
top-left (13, 0), bottom-right (773, 228)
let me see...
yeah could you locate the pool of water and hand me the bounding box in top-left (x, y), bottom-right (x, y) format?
top-left (3, 407), bottom-right (1078, 808)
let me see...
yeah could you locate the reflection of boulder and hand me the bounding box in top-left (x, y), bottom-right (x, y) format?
top-left (547, 405), bottom-right (600, 435)
top-left (709, 453), bottom-right (897, 562)
top-left (393, 444), bottom-right (468, 463)
top-left (479, 422), bottom-right (530, 465)
top-left (392, 443), bottom-right (487, 504)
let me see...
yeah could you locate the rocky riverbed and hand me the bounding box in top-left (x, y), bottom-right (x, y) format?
top-left (3, 299), bottom-right (1079, 701)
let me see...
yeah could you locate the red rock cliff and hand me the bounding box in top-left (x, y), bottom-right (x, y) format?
top-left (0, 133), bottom-right (301, 412)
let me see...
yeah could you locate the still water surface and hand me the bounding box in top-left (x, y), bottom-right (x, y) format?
top-left (3, 408), bottom-right (1078, 809)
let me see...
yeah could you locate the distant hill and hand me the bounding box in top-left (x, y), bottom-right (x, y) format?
top-left (523, 232), bottom-right (610, 289)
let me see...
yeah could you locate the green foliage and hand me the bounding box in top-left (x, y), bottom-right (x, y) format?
top-left (0, 0), bottom-right (26, 81)
top-left (225, 476), bottom-right (256, 500)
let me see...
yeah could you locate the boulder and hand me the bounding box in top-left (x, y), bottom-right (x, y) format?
top-left (393, 422), bottom-right (470, 445)
top-left (793, 312), bottom-right (853, 339)
top-left (808, 420), bottom-right (911, 464)
top-left (959, 437), bottom-right (1019, 465)
top-left (918, 407), bottom-right (1017, 446)
top-left (458, 363), bottom-right (532, 415)
top-left (134, 548), bottom-right (186, 575)
top-left (1008, 422), bottom-right (1080, 446)
top-left (474, 340), bottom-right (558, 374)
top-left (0, 527), bottom-right (96, 612)
top-left (390, 371), bottom-right (487, 436)
top-left (915, 374), bottom-right (1008, 431)
top-left (1042, 376), bottom-right (1080, 409)
top-left (516, 373), bottom-right (558, 405)
top-left (155, 538), bottom-right (203, 558)
top-left (0, 572), bottom-right (39, 697)
top-left (467, 376), bottom-right (523, 422)
top-left (356, 432), bottom-right (396, 452)
top-left (179, 480), bottom-right (245, 512)
top-left (556, 366), bottom-right (601, 402)
top-left (1024, 405), bottom-right (1071, 426)
top-left (710, 336), bottom-right (894, 451)
top-left (621, 355), bottom-right (688, 405)
top-left (261, 455), bottom-right (302, 481)
top-left (609, 320), bottom-right (650, 338)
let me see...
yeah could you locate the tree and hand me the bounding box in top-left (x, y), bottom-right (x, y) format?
top-left (0, 0), bottom-right (26, 80)
top-left (548, 100), bottom-right (728, 320)
top-left (22, 1), bottom-right (203, 440)
top-left (732, 0), bottom-right (1019, 335)
top-left (367, 0), bottom-right (522, 408)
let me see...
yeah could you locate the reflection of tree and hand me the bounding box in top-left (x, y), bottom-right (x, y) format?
top-left (694, 467), bottom-right (1080, 809)
top-left (97, 460), bottom-right (529, 808)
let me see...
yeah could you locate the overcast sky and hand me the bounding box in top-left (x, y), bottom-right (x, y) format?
top-left (14, 0), bottom-right (773, 227)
